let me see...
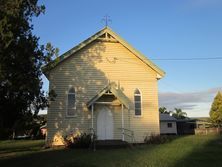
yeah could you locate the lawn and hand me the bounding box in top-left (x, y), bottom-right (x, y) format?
top-left (0, 135), bottom-right (222, 167)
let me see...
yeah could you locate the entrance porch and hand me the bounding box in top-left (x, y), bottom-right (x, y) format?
top-left (87, 82), bottom-right (134, 143)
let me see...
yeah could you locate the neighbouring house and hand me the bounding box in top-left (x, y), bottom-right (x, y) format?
top-left (159, 114), bottom-right (177, 135)
top-left (174, 117), bottom-right (212, 135)
top-left (43, 27), bottom-right (165, 146)
top-left (189, 117), bottom-right (219, 135)
top-left (176, 119), bottom-right (196, 135)
top-left (177, 117), bottom-right (222, 135)
top-left (40, 124), bottom-right (47, 137)
top-left (191, 117), bottom-right (212, 129)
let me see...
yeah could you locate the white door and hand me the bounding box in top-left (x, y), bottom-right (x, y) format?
top-left (97, 106), bottom-right (113, 140)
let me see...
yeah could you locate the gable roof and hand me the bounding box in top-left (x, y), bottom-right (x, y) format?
top-left (42, 27), bottom-right (165, 77)
top-left (87, 82), bottom-right (132, 109)
top-left (160, 114), bottom-right (177, 122)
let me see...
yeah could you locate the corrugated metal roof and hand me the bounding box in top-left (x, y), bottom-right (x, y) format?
top-left (160, 114), bottom-right (177, 122)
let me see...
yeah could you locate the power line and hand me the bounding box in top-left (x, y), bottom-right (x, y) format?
top-left (101, 57), bottom-right (222, 67)
top-left (150, 57), bottom-right (222, 61)
top-left (115, 57), bottom-right (222, 61)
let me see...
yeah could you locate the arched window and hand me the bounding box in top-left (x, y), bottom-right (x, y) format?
top-left (67, 87), bottom-right (76, 116)
top-left (134, 89), bottom-right (142, 116)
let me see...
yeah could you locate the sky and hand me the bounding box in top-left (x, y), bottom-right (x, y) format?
top-left (33, 0), bottom-right (222, 117)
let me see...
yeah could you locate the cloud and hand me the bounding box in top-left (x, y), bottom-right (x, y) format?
top-left (191, 0), bottom-right (221, 6)
top-left (182, 0), bottom-right (222, 10)
top-left (159, 87), bottom-right (222, 111)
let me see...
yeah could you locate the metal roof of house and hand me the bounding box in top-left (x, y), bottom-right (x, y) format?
top-left (42, 27), bottom-right (165, 78)
top-left (160, 114), bottom-right (177, 122)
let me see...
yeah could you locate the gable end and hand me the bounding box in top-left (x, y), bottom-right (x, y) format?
top-left (42, 27), bottom-right (165, 78)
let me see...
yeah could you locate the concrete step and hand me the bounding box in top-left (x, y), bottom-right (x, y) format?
top-left (94, 140), bottom-right (129, 149)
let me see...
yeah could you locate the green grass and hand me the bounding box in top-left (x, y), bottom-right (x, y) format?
top-left (0, 140), bottom-right (45, 159)
top-left (0, 135), bottom-right (222, 167)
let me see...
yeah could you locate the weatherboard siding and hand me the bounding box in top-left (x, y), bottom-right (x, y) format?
top-left (47, 41), bottom-right (160, 143)
top-left (160, 122), bottom-right (177, 134)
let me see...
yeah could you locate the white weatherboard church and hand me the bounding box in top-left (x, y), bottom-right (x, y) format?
top-left (43, 27), bottom-right (165, 145)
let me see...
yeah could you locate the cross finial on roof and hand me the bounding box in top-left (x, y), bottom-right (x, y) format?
top-left (102, 15), bottom-right (112, 27)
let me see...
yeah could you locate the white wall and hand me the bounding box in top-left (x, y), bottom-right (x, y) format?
top-left (160, 122), bottom-right (177, 135)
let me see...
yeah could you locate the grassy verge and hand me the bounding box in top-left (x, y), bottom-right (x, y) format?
top-left (0, 135), bottom-right (222, 167)
top-left (0, 140), bottom-right (45, 159)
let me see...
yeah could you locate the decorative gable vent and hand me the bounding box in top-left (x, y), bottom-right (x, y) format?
top-left (97, 32), bottom-right (118, 43)
top-left (104, 90), bottom-right (113, 95)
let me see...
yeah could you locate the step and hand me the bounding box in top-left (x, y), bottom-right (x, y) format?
top-left (94, 140), bottom-right (129, 149)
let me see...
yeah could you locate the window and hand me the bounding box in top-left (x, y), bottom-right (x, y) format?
top-left (67, 87), bottom-right (76, 116)
top-left (134, 89), bottom-right (142, 116)
top-left (167, 123), bottom-right (172, 128)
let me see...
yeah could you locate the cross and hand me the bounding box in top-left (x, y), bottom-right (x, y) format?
top-left (102, 15), bottom-right (112, 27)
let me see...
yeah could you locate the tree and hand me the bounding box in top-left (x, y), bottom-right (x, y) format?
top-left (12, 113), bottom-right (47, 139)
top-left (172, 108), bottom-right (187, 119)
top-left (159, 107), bottom-right (172, 114)
top-left (209, 91), bottom-right (222, 127)
top-left (0, 0), bottom-right (57, 137)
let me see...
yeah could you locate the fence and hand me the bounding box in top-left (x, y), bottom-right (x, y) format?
top-left (195, 128), bottom-right (222, 135)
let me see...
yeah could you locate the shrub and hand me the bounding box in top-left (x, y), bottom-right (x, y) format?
top-left (0, 128), bottom-right (12, 140)
top-left (64, 132), bottom-right (96, 149)
top-left (144, 133), bottom-right (174, 144)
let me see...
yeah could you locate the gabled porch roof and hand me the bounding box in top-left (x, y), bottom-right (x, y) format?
top-left (87, 82), bottom-right (132, 109)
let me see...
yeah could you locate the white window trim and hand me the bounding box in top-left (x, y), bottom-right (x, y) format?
top-left (134, 88), bottom-right (143, 117)
top-left (66, 87), bottom-right (77, 118)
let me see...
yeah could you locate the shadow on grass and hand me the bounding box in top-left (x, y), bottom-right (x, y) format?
top-left (0, 137), bottom-right (180, 167)
top-left (2, 136), bottom-right (221, 167)
top-left (0, 147), bottom-right (146, 167)
top-left (172, 135), bottom-right (222, 167)
top-left (0, 140), bottom-right (44, 155)
top-left (1, 148), bottom-right (89, 167)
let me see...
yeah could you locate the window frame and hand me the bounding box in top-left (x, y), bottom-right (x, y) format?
top-left (66, 87), bottom-right (77, 117)
top-left (167, 122), bottom-right (172, 128)
top-left (134, 88), bottom-right (142, 117)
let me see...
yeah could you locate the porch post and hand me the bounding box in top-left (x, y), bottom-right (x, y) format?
top-left (121, 104), bottom-right (124, 141)
top-left (92, 103), bottom-right (94, 129)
